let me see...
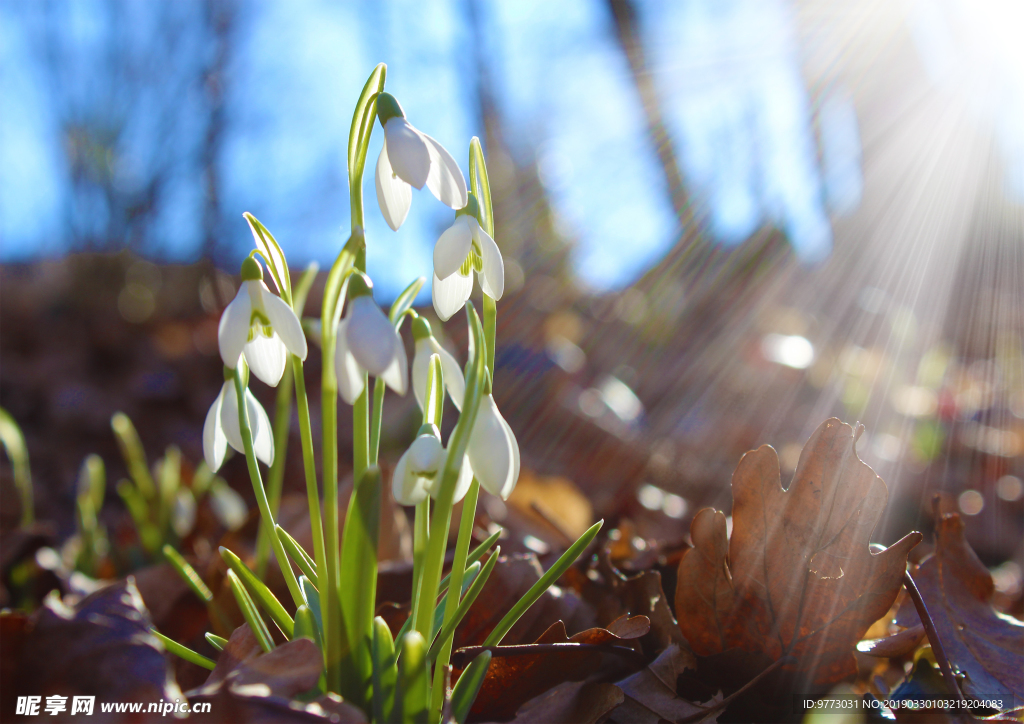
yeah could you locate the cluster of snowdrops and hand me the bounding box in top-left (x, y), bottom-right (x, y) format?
top-left (155, 64), bottom-right (603, 724)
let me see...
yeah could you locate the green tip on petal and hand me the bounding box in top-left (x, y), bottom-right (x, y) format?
top-left (411, 316), bottom-right (433, 341)
top-left (416, 423), bottom-right (441, 439)
top-left (376, 92), bottom-right (405, 126)
top-left (455, 193), bottom-right (482, 223)
top-left (240, 256), bottom-right (263, 282)
top-left (347, 272), bottom-right (373, 299)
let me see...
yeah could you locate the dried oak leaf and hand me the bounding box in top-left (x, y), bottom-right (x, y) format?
top-left (480, 681), bottom-right (624, 724)
top-left (894, 511), bottom-right (1024, 707)
top-left (676, 418), bottom-right (922, 686)
top-left (465, 615), bottom-right (649, 721)
top-left (607, 644), bottom-right (721, 724)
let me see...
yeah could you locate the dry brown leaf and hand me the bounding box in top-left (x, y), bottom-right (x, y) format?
top-left (607, 644), bottom-right (720, 724)
top-left (858, 624), bottom-right (926, 658)
top-left (482, 681), bottom-right (624, 724)
top-left (894, 510), bottom-right (1024, 707)
top-left (464, 615), bottom-right (649, 721)
top-left (676, 418), bottom-right (922, 685)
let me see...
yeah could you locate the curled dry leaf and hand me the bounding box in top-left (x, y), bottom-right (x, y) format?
top-left (607, 644), bottom-right (721, 724)
top-left (894, 510), bottom-right (1024, 707)
top-left (676, 418), bottom-right (922, 685)
top-left (463, 615), bottom-right (650, 721)
top-left (481, 680), bottom-right (624, 724)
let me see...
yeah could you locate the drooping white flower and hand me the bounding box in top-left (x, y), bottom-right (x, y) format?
top-left (432, 197), bottom-right (504, 321)
top-left (374, 92), bottom-right (468, 231)
top-left (410, 317), bottom-right (465, 412)
top-left (392, 428), bottom-right (473, 506)
top-left (218, 257), bottom-right (307, 386)
top-left (467, 394), bottom-right (520, 500)
top-left (334, 274), bottom-right (408, 405)
top-left (203, 377), bottom-right (274, 472)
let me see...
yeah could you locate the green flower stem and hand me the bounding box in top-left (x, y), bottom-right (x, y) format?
top-left (256, 361), bottom-right (294, 577)
top-left (290, 356), bottom-right (327, 598)
top-left (369, 377), bottom-right (386, 466)
top-left (429, 479), bottom-right (481, 720)
top-left (411, 307), bottom-right (485, 643)
top-left (152, 630), bottom-right (215, 670)
top-left (483, 520), bottom-right (603, 647)
top-left (410, 497), bottom-right (430, 625)
top-left (231, 370), bottom-right (303, 608)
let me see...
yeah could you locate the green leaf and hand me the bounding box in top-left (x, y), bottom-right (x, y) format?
top-left (293, 261), bottom-right (320, 315)
top-left (450, 651), bottom-right (492, 724)
top-left (469, 137), bottom-right (494, 238)
top-left (431, 561), bottom-right (481, 645)
top-left (162, 545), bottom-right (213, 603)
top-left (347, 63), bottom-right (387, 186)
top-left (277, 525), bottom-right (318, 587)
top-left (226, 569), bottom-right (275, 653)
top-left (428, 549), bottom-right (499, 661)
top-left (205, 632), bottom-right (228, 652)
top-left (294, 604), bottom-right (323, 651)
top-left (152, 630), bottom-right (215, 670)
top-left (483, 520), bottom-right (603, 646)
top-left (299, 576), bottom-right (324, 642)
top-left (394, 631), bottom-right (428, 724)
top-left (111, 412), bottom-right (155, 500)
top-left (243, 212), bottom-right (292, 303)
top-left (117, 480), bottom-right (159, 554)
top-left (157, 445), bottom-right (181, 540)
top-left (372, 616), bottom-right (398, 724)
top-left (389, 276), bottom-right (426, 326)
top-left (78, 454), bottom-right (106, 520)
top-left (220, 547), bottom-right (294, 638)
top-left (0, 407), bottom-right (33, 526)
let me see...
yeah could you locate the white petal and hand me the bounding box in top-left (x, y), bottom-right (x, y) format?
top-left (475, 224), bottom-right (505, 300)
top-left (450, 454), bottom-right (474, 504)
top-left (431, 338), bottom-right (465, 411)
top-left (384, 117), bottom-right (430, 190)
top-left (376, 143), bottom-right (412, 231)
top-left (431, 272), bottom-right (473, 322)
top-left (412, 339), bottom-right (432, 410)
top-left (346, 296), bottom-right (398, 375)
top-left (203, 387), bottom-right (228, 472)
top-left (408, 435), bottom-right (444, 474)
top-left (380, 329), bottom-right (408, 396)
top-left (219, 381), bottom-right (245, 455)
top-left (392, 449), bottom-right (428, 506)
top-left (334, 319), bottom-right (366, 405)
top-left (421, 132), bottom-right (469, 209)
top-left (218, 287), bottom-right (252, 369)
top-left (262, 290), bottom-right (308, 360)
top-left (467, 395), bottom-right (517, 499)
top-left (496, 410), bottom-right (520, 499)
top-left (248, 389), bottom-right (275, 467)
top-left (244, 334), bottom-right (287, 387)
top-left (433, 216), bottom-right (474, 280)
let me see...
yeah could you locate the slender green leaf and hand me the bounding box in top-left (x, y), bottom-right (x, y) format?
top-left (152, 630), bottom-right (215, 670)
top-left (0, 408), bottom-right (33, 526)
top-left (226, 569), bottom-right (274, 653)
top-left (78, 454), bottom-right (105, 520)
top-left (428, 549), bottom-right (499, 661)
top-left (111, 412), bottom-right (155, 500)
top-left (243, 212), bottom-right (292, 303)
top-left (484, 520), bottom-right (603, 646)
top-left (294, 604), bottom-right (322, 650)
top-left (162, 545), bottom-right (213, 603)
top-left (293, 261), bottom-right (320, 315)
top-left (389, 277), bottom-right (426, 326)
top-left (205, 632), bottom-right (228, 652)
top-left (117, 480), bottom-right (159, 554)
top-left (277, 525), bottom-right (318, 587)
top-left (450, 651), bottom-right (492, 724)
top-left (220, 546), bottom-right (294, 637)
top-left (157, 445), bottom-right (181, 540)
top-left (299, 576), bottom-right (324, 642)
top-left (394, 631), bottom-right (428, 724)
top-left (372, 616), bottom-right (398, 724)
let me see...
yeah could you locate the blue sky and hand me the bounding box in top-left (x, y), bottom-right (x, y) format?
top-left (1, 0), bottom-right (863, 296)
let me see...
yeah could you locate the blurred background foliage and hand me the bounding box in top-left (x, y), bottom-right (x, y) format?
top-left (1, 0), bottom-right (1021, 593)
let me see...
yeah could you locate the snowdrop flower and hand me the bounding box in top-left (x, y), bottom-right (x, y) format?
top-left (467, 393), bottom-right (520, 499)
top-left (392, 426), bottom-right (473, 506)
top-left (335, 274), bottom-right (408, 405)
top-left (411, 317), bottom-right (465, 412)
top-left (218, 257), bottom-right (308, 386)
top-left (203, 370), bottom-right (274, 472)
top-left (375, 92), bottom-right (468, 231)
top-left (432, 195), bottom-right (504, 321)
